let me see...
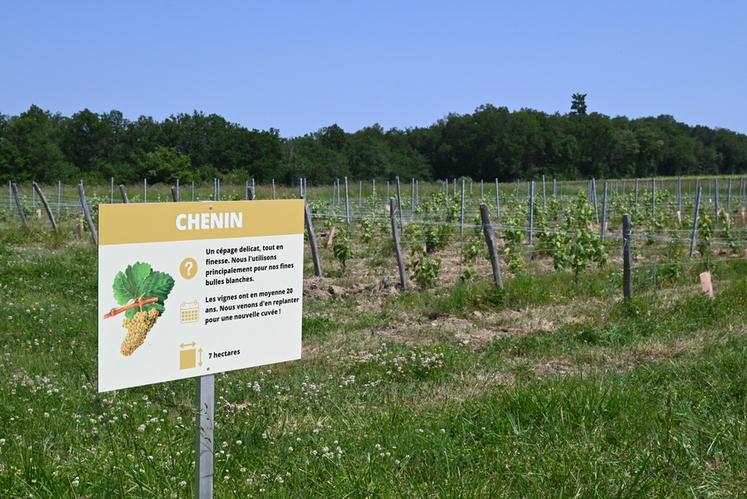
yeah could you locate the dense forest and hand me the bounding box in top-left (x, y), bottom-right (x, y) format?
top-left (2, 95), bottom-right (747, 184)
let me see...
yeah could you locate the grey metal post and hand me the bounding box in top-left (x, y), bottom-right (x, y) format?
top-left (591, 178), bottom-right (599, 223)
top-left (344, 176), bottom-right (350, 226)
top-left (78, 182), bottom-right (98, 245)
top-left (479, 204), bottom-right (503, 289)
top-left (359, 180), bottom-right (362, 207)
top-left (31, 181), bottom-right (35, 209)
top-left (32, 182), bottom-right (57, 231)
top-left (411, 178), bottom-right (415, 219)
top-left (372, 178), bottom-right (376, 199)
top-left (528, 180), bottom-right (535, 245)
top-left (651, 177), bottom-right (656, 221)
top-left (389, 199), bottom-right (407, 290)
top-left (600, 181), bottom-right (608, 241)
top-left (541, 175), bottom-right (546, 211)
top-left (305, 202), bottom-right (322, 277)
top-left (272, 179), bottom-right (276, 199)
top-left (622, 214), bottom-right (632, 300)
top-left (191, 181), bottom-right (195, 201)
top-left (495, 178), bottom-right (500, 219)
top-left (144, 178), bottom-right (147, 202)
top-left (727, 177), bottom-right (732, 212)
top-left (195, 374), bottom-right (215, 499)
top-left (176, 178), bottom-right (180, 201)
top-left (689, 185), bottom-right (702, 257)
top-left (460, 178), bottom-right (465, 235)
top-left (251, 178), bottom-right (255, 199)
top-left (110, 176), bottom-right (114, 203)
top-left (57, 180), bottom-right (61, 216)
top-left (714, 177), bottom-right (719, 221)
top-left (386, 180), bottom-right (390, 200)
top-left (480, 179), bottom-right (484, 199)
top-left (634, 178), bottom-right (639, 204)
top-left (11, 183), bottom-right (28, 229)
top-left (553, 178), bottom-right (557, 198)
top-left (7, 181), bottom-right (11, 212)
top-left (395, 176), bottom-right (403, 230)
top-left (119, 185), bottom-right (129, 203)
top-left (677, 177), bottom-right (682, 213)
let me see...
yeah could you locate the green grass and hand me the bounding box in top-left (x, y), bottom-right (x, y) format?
top-left (0, 239), bottom-right (745, 497)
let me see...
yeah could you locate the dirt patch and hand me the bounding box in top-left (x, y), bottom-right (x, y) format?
top-left (304, 275), bottom-right (400, 302)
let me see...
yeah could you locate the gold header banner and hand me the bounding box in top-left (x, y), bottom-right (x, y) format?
top-left (99, 200), bottom-right (304, 245)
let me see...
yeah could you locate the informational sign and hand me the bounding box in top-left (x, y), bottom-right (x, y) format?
top-left (98, 200), bottom-right (304, 392)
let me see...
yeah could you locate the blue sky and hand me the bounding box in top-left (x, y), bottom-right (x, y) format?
top-left (2, 1), bottom-right (746, 136)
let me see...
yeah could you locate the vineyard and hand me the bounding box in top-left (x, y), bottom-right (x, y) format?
top-left (1, 176), bottom-right (747, 496)
top-left (3, 176), bottom-right (747, 287)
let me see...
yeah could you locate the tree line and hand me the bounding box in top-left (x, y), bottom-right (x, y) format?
top-left (2, 98), bottom-right (746, 185)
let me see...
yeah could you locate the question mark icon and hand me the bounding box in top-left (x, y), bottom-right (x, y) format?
top-left (180, 258), bottom-right (198, 280)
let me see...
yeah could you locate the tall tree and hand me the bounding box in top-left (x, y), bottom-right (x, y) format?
top-left (571, 93), bottom-right (588, 116)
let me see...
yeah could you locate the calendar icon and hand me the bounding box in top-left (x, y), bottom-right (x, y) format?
top-left (180, 300), bottom-right (199, 324)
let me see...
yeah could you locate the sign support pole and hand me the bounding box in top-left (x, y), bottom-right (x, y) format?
top-left (195, 374), bottom-right (215, 499)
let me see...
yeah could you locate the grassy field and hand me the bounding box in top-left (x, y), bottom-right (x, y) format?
top-left (0, 222), bottom-right (745, 497)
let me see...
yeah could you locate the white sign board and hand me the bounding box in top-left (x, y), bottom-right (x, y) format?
top-left (98, 200), bottom-right (304, 392)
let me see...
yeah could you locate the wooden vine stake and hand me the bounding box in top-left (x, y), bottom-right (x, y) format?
top-left (32, 182), bottom-right (58, 231)
top-left (78, 182), bottom-right (98, 246)
top-left (389, 198), bottom-right (407, 290)
top-left (304, 202), bottom-right (323, 277)
top-left (689, 185), bottom-right (702, 257)
top-left (479, 204), bottom-right (503, 289)
top-left (393, 176), bottom-right (402, 230)
top-left (11, 182), bottom-right (29, 229)
top-left (119, 184), bottom-right (130, 203)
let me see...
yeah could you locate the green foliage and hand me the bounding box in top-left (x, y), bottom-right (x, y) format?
top-left (332, 227), bottom-right (353, 272)
top-left (697, 211), bottom-right (714, 258)
top-left (460, 265), bottom-right (477, 282)
top-left (544, 191), bottom-right (608, 281)
top-left (462, 238), bottom-right (481, 262)
top-left (410, 248), bottom-right (441, 288)
top-left (111, 262), bottom-right (174, 318)
top-left (503, 198), bottom-right (527, 274)
top-left (135, 146), bottom-right (192, 184)
top-left (359, 218), bottom-right (374, 244)
top-left (5, 103), bottom-right (747, 185)
top-left (719, 210), bottom-right (740, 254)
